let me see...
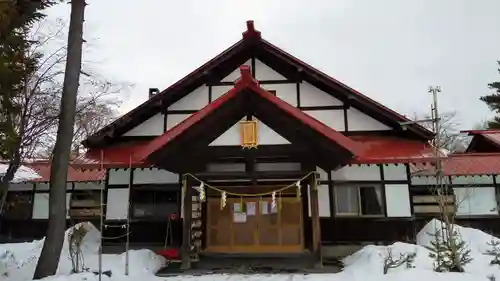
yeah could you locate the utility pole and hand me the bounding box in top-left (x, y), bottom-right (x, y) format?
top-left (399, 85), bottom-right (443, 188)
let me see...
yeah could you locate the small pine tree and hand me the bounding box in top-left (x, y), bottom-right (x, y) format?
top-left (426, 227), bottom-right (473, 272)
top-left (486, 238), bottom-right (500, 266)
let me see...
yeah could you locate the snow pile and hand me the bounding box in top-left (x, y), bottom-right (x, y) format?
top-left (0, 222), bottom-right (166, 281)
top-left (342, 218), bottom-right (500, 278)
top-left (0, 164), bottom-right (41, 183)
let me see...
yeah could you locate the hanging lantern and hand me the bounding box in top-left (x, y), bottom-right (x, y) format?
top-left (199, 182), bottom-right (206, 202)
top-left (240, 117), bottom-right (259, 149)
top-left (220, 191), bottom-right (227, 210)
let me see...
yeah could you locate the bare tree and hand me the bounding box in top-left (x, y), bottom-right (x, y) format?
top-left (0, 18), bottom-right (124, 220)
top-left (413, 111), bottom-right (467, 153)
top-left (33, 0), bottom-right (87, 278)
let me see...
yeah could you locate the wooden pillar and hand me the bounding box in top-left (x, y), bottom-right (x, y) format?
top-left (181, 176), bottom-right (193, 270)
top-left (309, 173), bottom-right (322, 268)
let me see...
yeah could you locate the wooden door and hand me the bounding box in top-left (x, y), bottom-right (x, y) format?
top-left (206, 197), bottom-right (303, 253)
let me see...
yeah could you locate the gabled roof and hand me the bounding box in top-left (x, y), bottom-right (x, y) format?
top-left (461, 129), bottom-right (500, 153)
top-left (83, 20), bottom-right (433, 148)
top-left (133, 66), bottom-right (365, 172)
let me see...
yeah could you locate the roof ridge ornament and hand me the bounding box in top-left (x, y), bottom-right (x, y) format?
top-left (242, 20), bottom-right (261, 41)
top-left (234, 65), bottom-right (259, 89)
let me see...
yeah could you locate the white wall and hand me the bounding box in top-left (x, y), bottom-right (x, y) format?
top-left (8, 183), bottom-right (33, 191)
top-left (74, 182), bottom-right (104, 190)
top-left (262, 84), bottom-right (297, 106)
top-left (383, 165), bottom-right (407, 181)
top-left (106, 188), bottom-right (130, 220)
top-left (133, 168), bottom-right (179, 184)
top-left (303, 109), bottom-right (345, 131)
top-left (454, 187), bottom-right (498, 216)
top-left (385, 184), bottom-right (412, 217)
top-left (169, 86), bottom-right (209, 111)
top-left (209, 116), bottom-right (290, 146)
top-left (299, 82), bottom-right (343, 107)
top-left (124, 113), bottom-right (164, 136)
top-left (346, 107), bottom-right (391, 131)
top-left (222, 59), bottom-right (252, 82)
top-left (307, 185), bottom-right (331, 217)
top-left (331, 165), bottom-right (381, 181)
top-left (32, 193), bottom-right (49, 219)
top-left (108, 169), bottom-right (131, 185)
top-left (166, 113), bottom-right (192, 131)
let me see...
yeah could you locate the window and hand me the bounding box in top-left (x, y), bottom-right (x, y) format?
top-left (335, 185), bottom-right (384, 216)
top-left (4, 192), bottom-right (32, 220)
top-left (69, 191), bottom-right (102, 218)
top-left (131, 190), bottom-right (178, 218)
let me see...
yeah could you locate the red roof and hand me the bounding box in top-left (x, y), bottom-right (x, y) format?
top-left (412, 153), bottom-right (500, 176)
top-left (132, 66), bottom-right (365, 163)
top-left (72, 141), bottom-right (151, 170)
top-left (23, 161), bottom-right (105, 182)
top-left (351, 136), bottom-right (435, 164)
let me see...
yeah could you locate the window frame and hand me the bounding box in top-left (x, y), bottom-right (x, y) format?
top-left (334, 184), bottom-right (385, 218)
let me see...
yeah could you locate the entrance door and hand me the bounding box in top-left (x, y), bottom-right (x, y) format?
top-left (206, 197), bottom-right (303, 253)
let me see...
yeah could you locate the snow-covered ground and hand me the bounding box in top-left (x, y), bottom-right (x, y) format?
top-left (1, 219), bottom-right (500, 281)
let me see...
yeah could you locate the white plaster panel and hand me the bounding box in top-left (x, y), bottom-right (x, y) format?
top-left (222, 60), bottom-right (252, 82)
top-left (410, 176), bottom-right (451, 185)
top-left (303, 110), bottom-right (345, 131)
top-left (166, 113), bottom-right (192, 131)
top-left (451, 175), bottom-right (494, 185)
top-left (108, 169), bottom-right (131, 185)
top-left (317, 167), bottom-right (329, 180)
top-left (124, 113), bottom-right (164, 136)
top-left (32, 193), bottom-right (49, 219)
top-left (74, 182), bottom-right (103, 190)
top-left (209, 123), bottom-right (240, 146)
top-left (168, 86), bottom-right (209, 111)
top-left (206, 163), bottom-right (245, 172)
top-left (346, 107), bottom-right (391, 131)
top-left (299, 82), bottom-right (343, 107)
top-left (383, 164), bottom-right (407, 181)
top-left (8, 183), bottom-right (33, 191)
top-left (255, 59), bottom-right (286, 81)
top-left (257, 118), bottom-right (290, 145)
top-left (35, 183), bottom-right (49, 191)
top-left (385, 184), bottom-right (412, 217)
top-left (454, 187), bottom-right (498, 216)
top-left (133, 168), bottom-right (179, 184)
top-left (211, 85), bottom-right (234, 101)
top-left (331, 165), bottom-right (381, 181)
top-left (262, 84), bottom-right (297, 107)
top-left (106, 188), bottom-right (130, 220)
top-left (209, 118), bottom-right (290, 146)
top-left (307, 185), bottom-right (331, 217)
top-left (255, 162), bottom-right (301, 172)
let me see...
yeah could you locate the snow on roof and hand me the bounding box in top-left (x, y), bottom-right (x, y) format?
top-left (0, 164), bottom-right (41, 183)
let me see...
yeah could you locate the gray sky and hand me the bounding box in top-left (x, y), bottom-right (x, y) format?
top-left (45, 0), bottom-right (500, 130)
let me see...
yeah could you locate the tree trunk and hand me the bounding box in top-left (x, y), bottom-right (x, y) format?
top-left (32, 0), bottom-right (86, 279)
top-left (0, 151), bottom-right (21, 220)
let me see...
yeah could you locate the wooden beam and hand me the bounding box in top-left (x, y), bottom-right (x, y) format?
top-left (181, 176), bottom-right (193, 269)
top-left (309, 174), bottom-right (322, 268)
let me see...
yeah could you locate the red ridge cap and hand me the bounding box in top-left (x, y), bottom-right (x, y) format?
top-left (460, 129), bottom-right (500, 135)
top-left (242, 20), bottom-right (261, 41)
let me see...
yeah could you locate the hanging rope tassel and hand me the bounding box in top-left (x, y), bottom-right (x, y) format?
top-left (220, 191), bottom-right (227, 210)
